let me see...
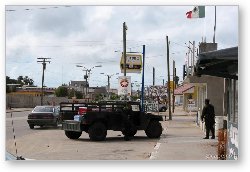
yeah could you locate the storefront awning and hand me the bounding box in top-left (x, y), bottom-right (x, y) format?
top-left (195, 47), bottom-right (238, 80)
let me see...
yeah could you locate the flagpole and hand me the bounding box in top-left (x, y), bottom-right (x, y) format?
top-left (203, 15), bottom-right (206, 42)
top-left (213, 6), bottom-right (216, 43)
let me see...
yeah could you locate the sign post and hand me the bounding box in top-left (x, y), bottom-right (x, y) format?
top-left (120, 53), bottom-right (142, 73)
top-left (118, 76), bottom-right (131, 97)
top-left (141, 45), bottom-right (145, 112)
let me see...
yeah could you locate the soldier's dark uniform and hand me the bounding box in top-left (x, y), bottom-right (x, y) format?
top-left (201, 100), bottom-right (215, 139)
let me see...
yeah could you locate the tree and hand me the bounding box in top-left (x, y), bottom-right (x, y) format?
top-left (68, 88), bottom-right (75, 99)
top-left (131, 95), bottom-right (139, 101)
top-left (6, 76), bottom-right (18, 93)
top-left (6, 76), bottom-right (17, 84)
top-left (55, 86), bottom-right (68, 97)
top-left (16, 76), bottom-right (34, 86)
top-left (6, 75), bottom-right (35, 93)
top-left (94, 93), bottom-right (104, 102)
top-left (23, 76), bottom-right (34, 85)
top-left (17, 76), bottom-right (24, 85)
top-left (110, 93), bottom-right (120, 100)
top-left (68, 88), bottom-right (83, 99)
top-left (75, 91), bottom-right (83, 99)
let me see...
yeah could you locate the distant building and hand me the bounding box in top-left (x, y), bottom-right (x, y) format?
top-left (174, 84), bottom-right (195, 107)
top-left (109, 88), bottom-right (118, 95)
top-left (7, 85), bottom-right (56, 96)
top-left (69, 81), bottom-right (88, 93)
top-left (6, 84), bottom-right (21, 92)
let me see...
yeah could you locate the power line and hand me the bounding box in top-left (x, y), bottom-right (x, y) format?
top-left (6, 6), bottom-right (72, 12)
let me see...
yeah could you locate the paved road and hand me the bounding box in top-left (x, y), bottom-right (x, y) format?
top-left (6, 109), bottom-right (35, 140)
top-left (6, 109), bottom-right (160, 160)
top-left (6, 107), bottom-right (217, 160)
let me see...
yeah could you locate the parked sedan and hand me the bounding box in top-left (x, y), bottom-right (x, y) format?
top-left (27, 106), bottom-right (60, 129)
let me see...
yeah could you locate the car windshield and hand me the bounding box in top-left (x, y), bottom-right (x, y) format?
top-left (33, 106), bottom-right (54, 112)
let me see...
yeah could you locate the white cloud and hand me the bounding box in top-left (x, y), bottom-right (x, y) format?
top-left (6, 5), bottom-right (238, 87)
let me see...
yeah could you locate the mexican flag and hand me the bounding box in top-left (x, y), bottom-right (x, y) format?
top-left (186, 6), bottom-right (205, 18)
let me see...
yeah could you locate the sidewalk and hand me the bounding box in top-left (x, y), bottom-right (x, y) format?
top-left (6, 108), bottom-right (33, 113)
top-left (151, 106), bottom-right (218, 160)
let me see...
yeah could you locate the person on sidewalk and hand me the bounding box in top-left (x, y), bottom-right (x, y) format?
top-left (201, 99), bottom-right (215, 139)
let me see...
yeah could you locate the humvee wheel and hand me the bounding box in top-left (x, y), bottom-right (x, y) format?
top-left (122, 126), bottom-right (137, 137)
top-left (145, 120), bottom-right (162, 138)
top-left (88, 122), bottom-right (107, 141)
top-left (65, 131), bottom-right (82, 139)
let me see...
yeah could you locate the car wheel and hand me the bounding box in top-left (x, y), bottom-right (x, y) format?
top-left (29, 124), bottom-right (34, 129)
top-left (145, 120), bottom-right (162, 138)
top-left (65, 131), bottom-right (82, 139)
top-left (160, 107), bottom-right (167, 112)
top-left (88, 122), bottom-right (107, 141)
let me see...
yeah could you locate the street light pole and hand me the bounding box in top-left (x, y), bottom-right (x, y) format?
top-left (100, 73), bottom-right (119, 100)
top-left (76, 65), bottom-right (102, 100)
top-left (84, 70), bottom-right (88, 97)
top-left (172, 60), bottom-right (175, 113)
top-left (166, 36), bottom-right (172, 120)
top-left (107, 75), bottom-right (110, 99)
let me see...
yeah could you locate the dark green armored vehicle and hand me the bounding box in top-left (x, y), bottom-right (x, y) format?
top-left (60, 101), bottom-right (163, 141)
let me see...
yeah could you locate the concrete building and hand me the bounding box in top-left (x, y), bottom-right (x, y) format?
top-left (183, 42), bottom-right (224, 131)
top-left (196, 46), bottom-right (238, 160)
top-left (7, 85), bottom-right (56, 96)
top-left (70, 81), bottom-right (88, 95)
top-left (174, 84), bottom-right (194, 107)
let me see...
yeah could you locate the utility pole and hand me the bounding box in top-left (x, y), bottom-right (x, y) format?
top-left (84, 70), bottom-right (88, 98)
top-left (213, 6), bottom-right (217, 43)
top-left (187, 46), bottom-right (190, 76)
top-left (123, 22), bottom-right (127, 76)
top-left (123, 22), bottom-right (127, 100)
top-left (37, 57), bottom-right (51, 106)
top-left (153, 67), bottom-right (155, 86)
top-left (172, 60), bottom-right (175, 113)
top-left (166, 36), bottom-right (172, 120)
top-left (192, 41), bottom-right (195, 74)
top-left (189, 41), bottom-right (195, 74)
top-left (163, 79), bottom-right (164, 86)
top-left (108, 75), bottom-right (110, 99)
top-left (174, 68), bottom-right (177, 87)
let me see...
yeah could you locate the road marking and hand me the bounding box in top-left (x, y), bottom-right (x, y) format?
top-left (149, 127), bottom-right (168, 160)
top-left (149, 142), bottom-right (161, 160)
top-left (154, 143), bottom-right (161, 150)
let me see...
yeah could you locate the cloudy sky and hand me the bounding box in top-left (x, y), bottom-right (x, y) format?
top-left (5, 5), bottom-right (238, 89)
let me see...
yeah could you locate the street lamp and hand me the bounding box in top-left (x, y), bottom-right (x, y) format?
top-left (76, 65), bottom-right (102, 99)
top-left (100, 72), bottom-right (119, 100)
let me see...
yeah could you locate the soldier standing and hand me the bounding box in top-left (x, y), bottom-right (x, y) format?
top-left (201, 99), bottom-right (215, 139)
